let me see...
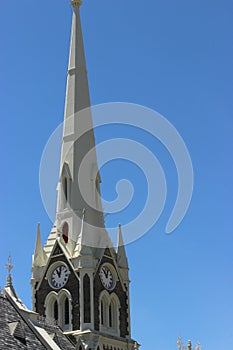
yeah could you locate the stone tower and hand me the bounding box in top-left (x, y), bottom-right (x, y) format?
top-left (31, 1), bottom-right (139, 349)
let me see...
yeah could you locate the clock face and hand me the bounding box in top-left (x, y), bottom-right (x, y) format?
top-left (100, 266), bottom-right (114, 290)
top-left (50, 265), bottom-right (69, 289)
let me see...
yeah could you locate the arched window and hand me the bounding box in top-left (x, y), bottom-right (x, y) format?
top-left (45, 292), bottom-right (58, 322)
top-left (63, 177), bottom-right (68, 201)
top-left (60, 290), bottom-right (72, 331)
top-left (100, 294), bottom-right (108, 327)
top-left (64, 297), bottom-right (69, 325)
top-left (62, 222), bottom-right (69, 244)
top-left (83, 274), bottom-right (91, 323)
top-left (99, 291), bottom-right (120, 335)
top-left (109, 303), bottom-right (113, 328)
top-left (45, 290), bottom-right (72, 331)
top-left (100, 300), bottom-right (104, 325)
top-left (109, 295), bottom-right (120, 334)
top-left (54, 300), bottom-right (58, 321)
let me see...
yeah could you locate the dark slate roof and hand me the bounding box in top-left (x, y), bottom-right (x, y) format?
top-left (36, 319), bottom-right (76, 350)
top-left (0, 291), bottom-right (76, 350)
top-left (0, 295), bottom-right (45, 350)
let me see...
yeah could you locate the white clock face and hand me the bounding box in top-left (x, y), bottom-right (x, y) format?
top-left (100, 266), bottom-right (114, 290)
top-left (50, 265), bottom-right (69, 289)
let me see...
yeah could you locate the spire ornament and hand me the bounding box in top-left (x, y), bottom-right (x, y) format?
top-left (177, 338), bottom-right (201, 350)
top-left (5, 254), bottom-right (13, 287)
top-left (188, 340), bottom-right (192, 350)
top-left (71, 0), bottom-right (83, 7)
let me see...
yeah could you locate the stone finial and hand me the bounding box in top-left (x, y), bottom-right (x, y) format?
top-left (177, 337), bottom-right (183, 350)
top-left (5, 254), bottom-right (13, 287)
top-left (71, 0), bottom-right (83, 7)
top-left (177, 337), bottom-right (181, 346)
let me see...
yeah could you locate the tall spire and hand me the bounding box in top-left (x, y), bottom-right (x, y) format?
top-left (32, 5), bottom-right (137, 347)
top-left (65, 0), bottom-right (91, 117)
top-left (55, 0), bottom-right (105, 254)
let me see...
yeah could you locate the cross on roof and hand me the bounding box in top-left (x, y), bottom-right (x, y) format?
top-left (6, 254), bottom-right (13, 275)
top-left (5, 254), bottom-right (13, 287)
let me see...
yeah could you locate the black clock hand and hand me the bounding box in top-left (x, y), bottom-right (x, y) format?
top-left (103, 268), bottom-right (108, 278)
top-left (57, 266), bottom-right (61, 278)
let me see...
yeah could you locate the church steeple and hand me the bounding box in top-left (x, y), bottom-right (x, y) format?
top-left (46, 0), bottom-right (105, 256)
top-left (32, 2), bottom-right (139, 348)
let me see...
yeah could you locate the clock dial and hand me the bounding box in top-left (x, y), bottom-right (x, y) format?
top-left (51, 265), bottom-right (69, 289)
top-left (100, 266), bottom-right (114, 290)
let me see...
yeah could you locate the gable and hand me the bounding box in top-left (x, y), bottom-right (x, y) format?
top-left (53, 244), bottom-right (63, 256)
top-left (35, 240), bottom-right (76, 292)
top-left (103, 247), bottom-right (112, 258)
top-left (96, 247), bottom-right (126, 292)
top-left (93, 248), bottom-right (129, 337)
top-left (35, 241), bottom-right (80, 330)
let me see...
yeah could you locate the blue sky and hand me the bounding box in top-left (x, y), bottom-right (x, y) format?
top-left (1, 0), bottom-right (233, 349)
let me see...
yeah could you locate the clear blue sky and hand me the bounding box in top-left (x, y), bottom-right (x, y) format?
top-left (1, 0), bottom-right (233, 349)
